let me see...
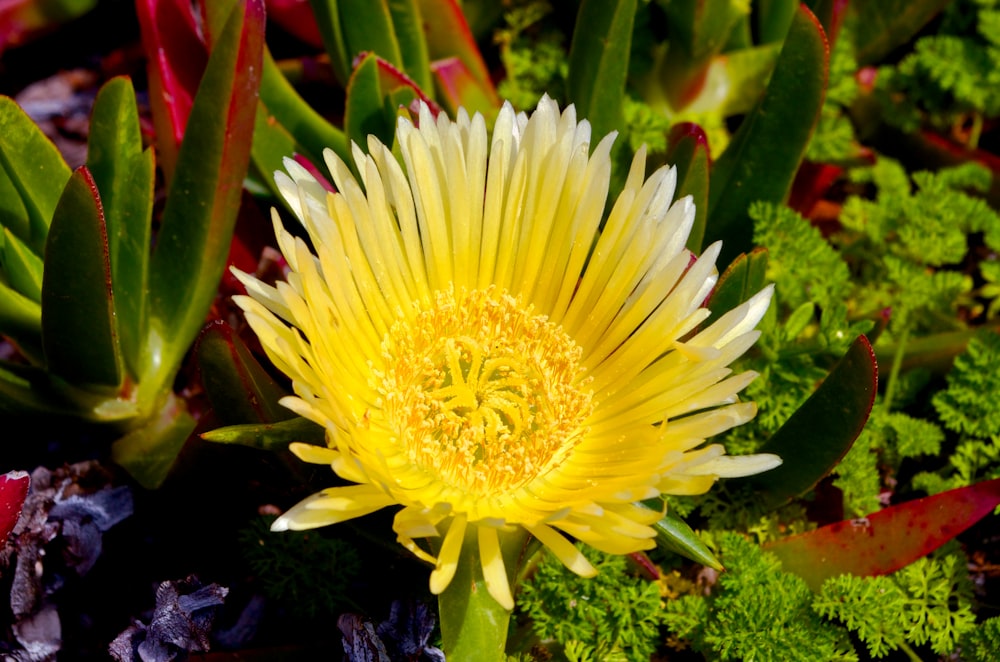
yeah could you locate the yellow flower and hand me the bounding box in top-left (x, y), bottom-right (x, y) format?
top-left (232, 95), bottom-right (780, 611)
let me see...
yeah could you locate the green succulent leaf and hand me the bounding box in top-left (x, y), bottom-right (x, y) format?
top-left (194, 319), bottom-right (292, 426)
top-left (0, 282), bottom-right (41, 362)
top-left (651, 503), bottom-right (723, 570)
top-left (0, 227), bottom-right (44, 302)
top-left (200, 415), bottom-right (325, 451)
top-left (848, 0), bottom-right (952, 66)
top-left (745, 335), bottom-right (878, 509)
top-left (41, 167), bottom-right (123, 391)
top-left (419, 0), bottom-right (499, 114)
top-left (111, 392), bottom-right (197, 490)
top-left (344, 52), bottom-right (397, 152)
top-left (0, 96), bottom-right (72, 254)
top-left (86, 76), bottom-right (154, 380)
top-left (567, 0), bottom-right (636, 143)
top-left (146, 0), bottom-right (264, 390)
top-left (757, 0), bottom-right (798, 45)
top-left (310, 0), bottom-right (406, 87)
top-left (705, 4), bottom-right (828, 268)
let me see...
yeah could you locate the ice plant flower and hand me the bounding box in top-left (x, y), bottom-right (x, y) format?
top-left (232, 95), bottom-right (780, 612)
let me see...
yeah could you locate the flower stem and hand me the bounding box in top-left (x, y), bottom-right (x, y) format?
top-left (438, 526), bottom-right (529, 660)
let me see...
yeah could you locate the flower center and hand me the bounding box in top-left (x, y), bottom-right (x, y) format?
top-left (377, 287), bottom-right (593, 497)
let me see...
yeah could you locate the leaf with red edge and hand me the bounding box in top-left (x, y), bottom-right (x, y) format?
top-left (431, 57), bottom-right (497, 124)
top-left (194, 319), bottom-right (292, 426)
top-left (765, 478), bottom-right (1000, 591)
top-left (418, 0), bottom-right (499, 113)
top-left (0, 470), bottom-right (29, 542)
top-left (743, 334), bottom-right (878, 510)
top-left (666, 122), bottom-right (711, 253)
top-left (135, 0), bottom-right (209, 180)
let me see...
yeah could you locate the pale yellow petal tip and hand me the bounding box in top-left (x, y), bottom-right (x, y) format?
top-left (288, 441), bottom-right (338, 465)
top-left (689, 452), bottom-right (783, 478)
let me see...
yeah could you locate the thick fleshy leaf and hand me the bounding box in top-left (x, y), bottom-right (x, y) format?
top-left (0, 96), bottom-right (72, 254)
top-left (374, 55), bottom-right (439, 115)
top-left (651, 502), bottom-right (722, 570)
top-left (806, 0), bottom-right (850, 45)
top-left (418, 0), bottom-right (497, 109)
top-left (249, 101), bottom-right (303, 202)
top-left (344, 52), bottom-right (396, 152)
top-left (194, 319), bottom-right (292, 426)
top-left (41, 167), bottom-right (123, 391)
top-left (266, 0), bottom-right (324, 48)
top-left (111, 392), bottom-right (197, 490)
top-left (0, 282), bottom-right (41, 360)
top-left (259, 46), bottom-right (350, 166)
top-left (705, 4), bottom-right (828, 268)
top-left (666, 123), bottom-right (711, 253)
top-left (86, 77), bottom-right (154, 380)
top-left (0, 227), bottom-right (43, 302)
top-left (134, 0), bottom-right (209, 182)
top-left (309, 0), bottom-right (405, 88)
top-left (566, 0), bottom-right (636, 142)
top-left (0, 470), bottom-right (29, 542)
top-left (847, 0), bottom-right (951, 66)
top-left (703, 247), bottom-right (769, 329)
top-left (765, 478), bottom-right (1000, 591)
top-left (744, 335), bottom-right (878, 509)
top-left (146, 0), bottom-right (264, 391)
top-left (756, 0), bottom-right (798, 44)
top-left (200, 415), bottom-right (325, 451)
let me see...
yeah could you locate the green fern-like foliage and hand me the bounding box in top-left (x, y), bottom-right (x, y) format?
top-left (874, 0), bottom-right (1000, 145)
top-left (662, 532), bottom-right (857, 661)
top-left (495, 0), bottom-right (568, 112)
top-left (517, 543), bottom-right (666, 662)
top-left (813, 549), bottom-right (977, 658)
top-left (932, 329), bottom-right (1000, 438)
top-left (239, 515), bottom-right (361, 620)
top-left (959, 614), bottom-right (1000, 661)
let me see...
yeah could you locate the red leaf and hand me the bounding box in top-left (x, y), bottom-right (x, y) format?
top-left (765, 478), bottom-right (1000, 590)
top-left (0, 470), bottom-right (30, 542)
top-left (266, 0), bottom-right (323, 48)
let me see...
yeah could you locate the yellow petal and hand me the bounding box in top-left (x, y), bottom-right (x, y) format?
top-left (429, 514), bottom-right (468, 595)
top-left (525, 522), bottom-right (597, 578)
top-left (478, 525), bottom-right (514, 610)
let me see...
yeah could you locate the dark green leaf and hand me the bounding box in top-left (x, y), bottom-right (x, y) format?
top-left (567, 0), bottom-right (636, 142)
top-left (744, 335), bottom-right (878, 509)
top-left (650, 502), bottom-right (722, 570)
top-left (307, 0), bottom-right (351, 84)
top-left (200, 415), bottom-right (325, 451)
top-left (847, 0), bottom-right (951, 66)
top-left (87, 76), bottom-right (153, 380)
top-left (705, 4), bottom-right (828, 268)
top-left (195, 320), bottom-right (293, 426)
top-left (146, 0), bottom-right (264, 390)
top-left (702, 247), bottom-right (769, 328)
top-left (344, 52), bottom-right (396, 152)
top-left (756, 0), bottom-right (798, 45)
top-left (0, 96), bottom-right (72, 254)
top-left (41, 167), bottom-right (123, 390)
top-left (387, 0), bottom-right (431, 93)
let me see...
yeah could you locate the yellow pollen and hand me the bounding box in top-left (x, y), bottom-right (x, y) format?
top-left (376, 287), bottom-right (594, 497)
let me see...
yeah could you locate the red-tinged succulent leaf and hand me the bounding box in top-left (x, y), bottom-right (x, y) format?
top-left (86, 77), bottom-right (154, 380)
top-left (266, 0), bottom-right (323, 48)
top-left (375, 55), bottom-right (440, 115)
top-left (135, 0), bottom-right (208, 181)
top-left (808, 0), bottom-right (850, 45)
top-left (744, 335), bottom-right (878, 509)
top-left (0, 96), bottom-right (72, 254)
top-left (705, 4), bottom-right (828, 268)
top-left (765, 478), bottom-right (1000, 591)
top-left (787, 161), bottom-right (843, 218)
top-left (344, 52), bottom-right (396, 152)
top-left (42, 166), bottom-right (123, 391)
top-left (666, 122), bottom-right (711, 253)
top-left (194, 319), bottom-right (292, 426)
top-left (0, 470), bottom-right (29, 542)
top-left (703, 247), bottom-right (769, 329)
top-left (431, 57), bottom-right (498, 123)
top-left (0, 0), bottom-right (97, 55)
top-left (146, 0), bottom-right (264, 392)
top-left (417, 0), bottom-right (498, 107)
top-left (567, 0), bottom-right (636, 143)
